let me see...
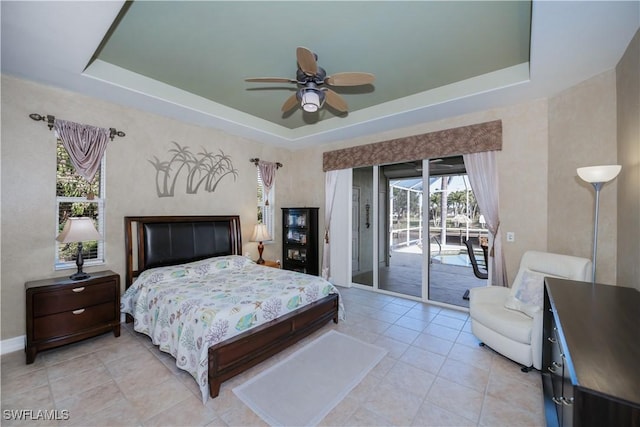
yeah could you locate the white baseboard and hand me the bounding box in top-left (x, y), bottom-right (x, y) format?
top-left (1, 317), bottom-right (127, 357)
top-left (1, 335), bottom-right (25, 355)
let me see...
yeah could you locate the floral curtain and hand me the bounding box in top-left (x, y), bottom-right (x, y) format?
top-left (257, 161), bottom-right (278, 205)
top-left (54, 119), bottom-right (110, 183)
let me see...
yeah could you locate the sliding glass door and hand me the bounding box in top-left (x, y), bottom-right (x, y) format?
top-left (351, 162), bottom-right (426, 299)
top-left (351, 166), bottom-right (374, 287)
top-left (350, 156), bottom-right (487, 308)
top-left (427, 156), bottom-right (487, 307)
top-left (379, 166), bottom-right (424, 298)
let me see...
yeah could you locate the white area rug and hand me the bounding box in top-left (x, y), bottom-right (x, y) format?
top-left (233, 330), bottom-right (387, 426)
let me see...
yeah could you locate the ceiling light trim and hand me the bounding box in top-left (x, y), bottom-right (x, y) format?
top-left (83, 59), bottom-right (291, 134)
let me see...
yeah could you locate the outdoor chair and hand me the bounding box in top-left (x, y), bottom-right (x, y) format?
top-left (464, 239), bottom-right (488, 279)
top-left (469, 250), bottom-right (591, 371)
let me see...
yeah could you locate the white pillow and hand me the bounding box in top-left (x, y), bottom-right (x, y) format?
top-left (504, 270), bottom-right (549, 317)
top-left (130, 255), bottom-right (253, 289)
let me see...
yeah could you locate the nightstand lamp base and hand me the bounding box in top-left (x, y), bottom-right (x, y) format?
top-left (70, 271), bottom-right (90, 281)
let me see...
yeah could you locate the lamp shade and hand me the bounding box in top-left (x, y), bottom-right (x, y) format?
top-left (250, 224), bottom-right (271, 242)
top-left (56, 217), bottom-right (101, 243)
top-left (577, 165), bottom-right (622, 183)
top-left (301, 91), bottom-right (320, 112)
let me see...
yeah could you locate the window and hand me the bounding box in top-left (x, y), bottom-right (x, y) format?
top-left (55, 140), bottom-right (105, 269)
top-left (257, 169), bottom-right (275, 239)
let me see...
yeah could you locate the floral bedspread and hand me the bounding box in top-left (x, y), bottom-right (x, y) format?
top-left (121, 255), bottom-right (343, 402)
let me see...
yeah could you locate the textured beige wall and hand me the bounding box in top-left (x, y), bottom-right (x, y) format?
top-left (616, 29), bottom-right (640, 290)
top-left (289, 99), bottom-right (551, 286)
top-left (3, 53), bottom-right (633, 341)
top-left (0, 75), bottom-right (290, 339)
top-left (548, 71), bottom-right (618, 285)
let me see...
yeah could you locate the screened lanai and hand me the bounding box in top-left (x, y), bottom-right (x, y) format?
top-left (381, 172), bottom-right (489, 307)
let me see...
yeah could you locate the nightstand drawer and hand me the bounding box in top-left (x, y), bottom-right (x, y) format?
top-left (32, 281), bottom-right (116, 317)
top-left (33, 302), bottom-right (116, 340)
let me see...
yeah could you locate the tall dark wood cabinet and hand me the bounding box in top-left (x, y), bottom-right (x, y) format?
top-left (542, 278), bottom-right (640, 427)
top-left (281, 207), bottom-right (319, 275)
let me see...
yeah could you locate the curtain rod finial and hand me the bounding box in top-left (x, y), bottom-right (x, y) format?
top-left (28, 113), bottom-right (55, 130)
top-left (109, 128), bottom-right (126, 141)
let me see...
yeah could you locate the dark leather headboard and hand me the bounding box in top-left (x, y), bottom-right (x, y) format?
top-left (125, 216), bottom-right (242, 288)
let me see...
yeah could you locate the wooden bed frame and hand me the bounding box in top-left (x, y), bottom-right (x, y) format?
top-left (124, 215), bottom-right (339, 398)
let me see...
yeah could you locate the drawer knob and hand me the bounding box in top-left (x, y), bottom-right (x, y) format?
top-left (72, 309), bottom-right (85, 315)
top-left (72, 287), bottom-right (85, 293)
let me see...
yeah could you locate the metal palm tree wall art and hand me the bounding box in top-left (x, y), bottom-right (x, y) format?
top-left (148, 142), bottom-right (238, 197)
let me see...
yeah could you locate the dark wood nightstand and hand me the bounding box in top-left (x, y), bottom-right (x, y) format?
top-left (25, 270), bottom-right (120, 364)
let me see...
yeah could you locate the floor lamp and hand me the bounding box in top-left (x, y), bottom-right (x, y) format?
top-left (576, 164), bottom-right (621, 284)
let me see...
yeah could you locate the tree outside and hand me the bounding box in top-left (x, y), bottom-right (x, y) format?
top-left (56, 141), bottom-right (101, 262)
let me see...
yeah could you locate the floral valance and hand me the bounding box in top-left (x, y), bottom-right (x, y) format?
top-left (322, 120), bottom-right (502, 171)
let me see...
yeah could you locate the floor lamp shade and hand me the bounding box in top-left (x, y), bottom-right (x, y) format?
top-left (56, 217), bottom-right (102, 280)
top-left (577, 165), bottom-right (622, 183)
top-left (576, 165), bottom-right (621, 284)
top-left (251, 224), bottom-right (272, 265)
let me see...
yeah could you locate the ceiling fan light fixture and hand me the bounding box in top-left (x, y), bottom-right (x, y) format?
top-left (301, 90), bottom-right (321, 112)
top-left (246, 47), bottom-right (372, 116)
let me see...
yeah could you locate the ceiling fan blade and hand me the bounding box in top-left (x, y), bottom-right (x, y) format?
top-left (296, 47), bottom-right (317, 76)
top-left (281, 93), bottom-right (299, 112)
top-left (245, 77), bottom-right (296, 83)
top-left (324, 89), bottom-right (348, 112)
top-left (325, 72), bottom-right (375, 86)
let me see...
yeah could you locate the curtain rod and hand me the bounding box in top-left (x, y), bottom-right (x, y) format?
top-left (250, 158), bottom-right (283, 168)
top-left (29, 113), bottom-right (126, 141)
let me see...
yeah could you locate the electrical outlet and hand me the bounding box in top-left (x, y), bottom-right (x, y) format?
top-left (506, 232), bottom-right (515, 242)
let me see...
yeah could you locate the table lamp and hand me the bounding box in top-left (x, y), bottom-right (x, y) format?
top-left (56, 217), bottom-right (102, 280)
top-left (251, 224), bottom-right (271, 264)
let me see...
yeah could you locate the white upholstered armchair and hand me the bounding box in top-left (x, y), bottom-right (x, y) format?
top-left (469, 251), bottom-right (591, 371)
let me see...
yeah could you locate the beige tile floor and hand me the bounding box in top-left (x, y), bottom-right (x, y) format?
top-left (1, 287), bottom-right (545, 426)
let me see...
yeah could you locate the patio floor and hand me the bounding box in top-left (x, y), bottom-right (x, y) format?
top-left (352, 245), bottom-right (488, 308)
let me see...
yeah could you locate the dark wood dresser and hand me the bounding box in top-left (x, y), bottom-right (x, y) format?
top-left (25, 270), bottom-right (120, 363)
top-left (542, 278), bottom-right (640, 427)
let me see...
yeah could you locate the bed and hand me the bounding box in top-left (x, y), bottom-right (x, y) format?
top-left (121, 215), bottom-right (341, 402)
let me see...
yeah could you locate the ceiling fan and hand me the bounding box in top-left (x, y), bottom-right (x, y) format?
top-left (245, 47), bottom-right (375, 114)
